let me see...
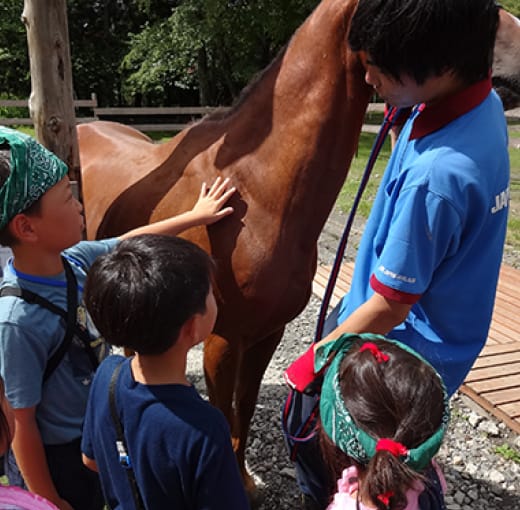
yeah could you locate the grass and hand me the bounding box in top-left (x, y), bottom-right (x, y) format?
top-left (495, 443), bottom-right (520, 464)
top-left (337, 130), bottom-right (520, 252)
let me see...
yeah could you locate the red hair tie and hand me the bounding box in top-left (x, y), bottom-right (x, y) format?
top-left (359, 342), bottom-right (389, 363)
top-left (376, 438), bottom-right (408, 458)
top-left (377, 491), bottom-right (394, 507)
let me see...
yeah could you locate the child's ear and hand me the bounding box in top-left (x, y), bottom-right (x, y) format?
top-left (180, 314), bottom-right (201, 347)
top-left (8, 214), bottom-right (37, 243)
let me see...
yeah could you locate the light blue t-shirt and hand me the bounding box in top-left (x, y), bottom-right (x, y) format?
top-left (0, 238), bottom-right (118, 444)
top-left (337, 86), bottom-right (509, 395)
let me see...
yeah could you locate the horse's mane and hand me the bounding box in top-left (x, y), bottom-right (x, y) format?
top-left (204, 43), bottom-right (289, 122)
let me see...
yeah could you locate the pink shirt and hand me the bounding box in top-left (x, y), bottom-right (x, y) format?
top-left (326, 464), bottom-right (447, 510)
top-left (0, 486), bottom-right (58, 510)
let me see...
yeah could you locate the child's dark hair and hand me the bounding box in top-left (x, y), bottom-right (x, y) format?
top-left (0, 143), bottom-right (42, 246)
top-left (84, 234), bottom-right (215, 355)
top-left (348, 0), bottom-right (499, 85)
top-left (319, 338), bottom-right (445, 510)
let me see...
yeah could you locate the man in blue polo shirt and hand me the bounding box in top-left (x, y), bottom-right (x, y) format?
top-left (287, 0), bottom-right (510, 508)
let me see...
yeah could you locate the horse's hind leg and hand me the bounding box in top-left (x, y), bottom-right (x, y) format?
top-left (234, 328), bottom-right (285, 500)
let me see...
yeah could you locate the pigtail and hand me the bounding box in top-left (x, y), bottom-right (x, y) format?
top-left (364, 450), bottom-right (418, 510)
top-left (319, 337), bottom-right (448, 509)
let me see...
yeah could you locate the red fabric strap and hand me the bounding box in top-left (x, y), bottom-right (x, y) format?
top-left (359, 342), bottom-right (389, 363)
top-left (376, 438), bottom-right (408, 457)
top-left (377, 491), bottom-right (394, 507)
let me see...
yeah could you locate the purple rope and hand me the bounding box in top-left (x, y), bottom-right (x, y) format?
top-left (314, 107), bottom-right (400, 342)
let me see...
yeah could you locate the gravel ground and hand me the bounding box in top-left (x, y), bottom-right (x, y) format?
top-left (187, 206), bottom-right (520, 510)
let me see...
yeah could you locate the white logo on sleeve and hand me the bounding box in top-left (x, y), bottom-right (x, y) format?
top-left (491, 187), bottom-right (509, 214)
top-left (378, 265), bottom-right (416, 284)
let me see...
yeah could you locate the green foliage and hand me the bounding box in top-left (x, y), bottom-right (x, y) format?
top-left (0, 0), bottom-right (30, 98)
top-left (495, 443), bottom-right (520, 464)
top-left (68, 1), bottom-right (178, 106)
top-left (500, 0), bottom-right (520, 17)
top-left (336, 133), bottom-right (392, 218)
top-left (120, 0), bottom-right (319, 105)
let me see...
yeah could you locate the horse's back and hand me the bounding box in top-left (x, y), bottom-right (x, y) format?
top-left (77, 121), bottom-right (179, 238)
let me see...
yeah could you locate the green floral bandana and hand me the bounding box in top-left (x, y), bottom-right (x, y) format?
top-left (318, 333), bottom-right (450, 472)
top-left (0, 127), bottom-right (68, 229)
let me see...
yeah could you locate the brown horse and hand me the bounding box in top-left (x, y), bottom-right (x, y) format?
top-left (78, 0), bottom-right (520, 496)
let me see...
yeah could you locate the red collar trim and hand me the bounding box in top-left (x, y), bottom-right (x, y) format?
top-left (409, 77), bottom-right (492, 140)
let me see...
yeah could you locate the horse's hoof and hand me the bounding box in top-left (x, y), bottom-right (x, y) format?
top-left (243, 471), bottom-right (263, 509)
top-left (247, 486), bottom-right (263, 510)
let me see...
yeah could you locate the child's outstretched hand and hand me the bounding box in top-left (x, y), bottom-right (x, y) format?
top-left (192, 176), bottom-right (236, 225)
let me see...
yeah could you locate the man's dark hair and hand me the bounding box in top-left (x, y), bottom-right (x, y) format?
top-left (84, 234), bottom-right (215, 355)
top-left (348, 0), bottom-right (499, 85)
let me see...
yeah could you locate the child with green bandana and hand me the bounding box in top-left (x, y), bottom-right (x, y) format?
top-left (0, 126), bottom-right (236, 510)
top-left (317, 334), bottom-right (449, 510)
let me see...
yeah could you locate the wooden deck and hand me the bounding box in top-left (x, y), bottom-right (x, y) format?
top-left (312, 262), bottom-right (520, 434)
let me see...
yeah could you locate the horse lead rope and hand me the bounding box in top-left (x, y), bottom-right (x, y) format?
top-left (314, 106), bottom-right (401, 342)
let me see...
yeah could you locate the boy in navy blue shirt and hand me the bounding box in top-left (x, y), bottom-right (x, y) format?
top-left (81, 234), bottom-right (250, 510)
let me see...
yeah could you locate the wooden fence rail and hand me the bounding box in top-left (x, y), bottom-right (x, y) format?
top-left (0, 99), bottom-right (387, 132)
top-left (0, 93), bottom-right (98, 126)
top-left (2, 100), bottom-right (514, 133)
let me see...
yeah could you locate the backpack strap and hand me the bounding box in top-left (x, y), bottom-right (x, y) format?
top-left (0, 256), bottom-right (98, 382)
top-left (418, 463), bottom-right (447, 510)
top-left (109, 361), bottom-right (145, 510)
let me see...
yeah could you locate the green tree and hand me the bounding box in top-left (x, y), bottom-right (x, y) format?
top-left (0, 0), bottom-right (30, 99)
top-left (121, 0), bottom-right (318, 105)
top-left (68, 0), bottom-right (178, 105)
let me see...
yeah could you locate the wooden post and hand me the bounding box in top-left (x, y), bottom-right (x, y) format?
top-left (22, 0), bottom-right (81, 189)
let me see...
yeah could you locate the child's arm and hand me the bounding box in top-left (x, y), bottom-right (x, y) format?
top-left (82, 454), bottom-right (98, 473)
top-left (119, 176), bottom-right (236, 240)
top-left (315, 292), bottom-right (412, 350)
top-left (11, 407), bottom-right (73, 510)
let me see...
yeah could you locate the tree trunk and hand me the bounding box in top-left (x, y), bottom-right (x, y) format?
top-left (22, 0), bottom-right (81, 191)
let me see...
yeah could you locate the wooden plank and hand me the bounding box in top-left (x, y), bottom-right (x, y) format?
top-left (459, 385), bottom-right (520, 434)
top-left (76, 117), bottom-right (98, 124)
top-left (488, 316), bottom-right (520, 337)
top-left (481, 387), bottom-right (520, 405)
top-left (498, 401), bottom-right (520, 419)
top-left (130, 124), bottom-right (191, 132)
top-left (499, 264), bottom-right (520, 282)
top-left (464, 361), bottom-right (520, 383)
top-left (0, 100), bottom-right (27, 107)
top-left (472, 350), bottom-right (520, 369)
top-left (479, 342), bottom-right (520, 356)
top-left (486, 321), bottom-right (518, 344)
top-left (93, 106), bottom-right (230, 116)
top-left (366, 103), bottom-right (386, 113)
top-left (0, 98), bottom-right (97, 108)
top-left (361, 124), bottom-right (379, 134)
top-left (469, 373), bottom-right (520, 393)
top-left (0, 118), bottom-right (34, 125)
top-left (72, 98), bottom-right (98, 108)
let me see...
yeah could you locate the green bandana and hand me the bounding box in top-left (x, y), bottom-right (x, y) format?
top-left (318, 333), bottom-right (450, 472)
top-left (0, 127), bottom-right (68, 229)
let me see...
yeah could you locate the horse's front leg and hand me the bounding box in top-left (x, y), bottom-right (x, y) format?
top-left (234, 328), bottom-right (285, 502)
top-left (203, 332), bottom-right (239, 424)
